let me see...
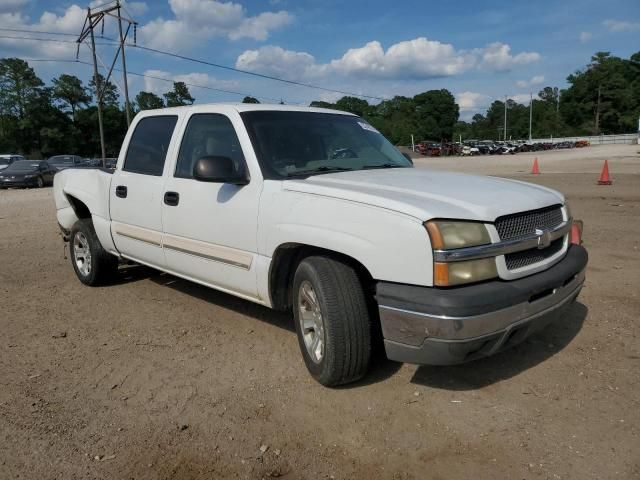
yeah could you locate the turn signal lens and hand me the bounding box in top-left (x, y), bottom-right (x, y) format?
top-left (570, 220), bottom-right (583, 245)
top-left (434, 258), bottom-right (498, 287)
top-left (425, 220), bottom-right (491, 250)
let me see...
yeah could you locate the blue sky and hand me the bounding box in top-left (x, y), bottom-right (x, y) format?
top-left (1, 0), bottom-right (639, 119)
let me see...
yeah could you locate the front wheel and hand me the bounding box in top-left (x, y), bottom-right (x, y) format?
top-left (69, 219), bottom-right (118, 286)
top-left (292, 256), bottom-right (372, 387)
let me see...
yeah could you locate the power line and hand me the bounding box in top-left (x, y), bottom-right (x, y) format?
top-left (0, 31), bottom-right (384, 101)
top-left (129, 44), bottom-right (385, 101)
top-left (21, 58), bottom-right (298, 104)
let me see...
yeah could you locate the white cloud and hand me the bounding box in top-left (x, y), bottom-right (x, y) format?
top-left (236, 45), bottom-right (316, 80)
top-left (0, 0), bottom-right (28, 13)
top-left (236, 38), bottom-right (539, 81)
top-left (138, 0), bottom-right (293, 50)
top-left (142, 69), bottom-right (239, 95)
top-left (580, 31), bottom-right (592, 43)
top-left (456, 91), bottom-right (490, 111)
top-left (478, 42), bottom-right (540, 71)
top-left (510, 93), bottom-right (538, 104)
top-left (123, 1), bottom-right (149, 16)
top-left (516, 75), bottom-right (545, 88)
top-left (602, 19), bottom-right (640, 32)
top-left (0, 5), bottom-right (87, 59)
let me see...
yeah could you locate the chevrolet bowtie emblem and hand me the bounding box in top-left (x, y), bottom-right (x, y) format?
top-left (536, 228), bottom-right (551, 249)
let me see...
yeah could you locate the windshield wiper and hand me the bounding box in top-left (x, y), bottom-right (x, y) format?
top-left (286, 166), bottom-right (353, 177)
top-left (362, 163), bottom-right (403, 170)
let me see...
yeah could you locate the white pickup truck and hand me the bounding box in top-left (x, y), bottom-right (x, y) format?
top-left (53, 104), bottom-right (588, 386)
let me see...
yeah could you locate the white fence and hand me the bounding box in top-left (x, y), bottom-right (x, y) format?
top-left (530, 133), bottom-right (638, 145)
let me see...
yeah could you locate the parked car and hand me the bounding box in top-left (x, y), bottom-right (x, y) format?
top-left (0, 154), bottom-right (25, 171)
top-left (0, 160), bottom-right (55, 188)
top-left (48, 155), bottom-right (85, 172)
top-left (53, 104), bottom-right (588, 386)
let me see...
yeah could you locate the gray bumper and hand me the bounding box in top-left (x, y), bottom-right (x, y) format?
top-left (377, 245), bottom-right (588, 365)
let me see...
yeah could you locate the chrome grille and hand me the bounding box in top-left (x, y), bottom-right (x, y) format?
top-left (495, 204), bottom-right (565, 271)
top-left (495, 204), bottom-right (563, 241)
top-left (505, 238), bottom-right (564, 270)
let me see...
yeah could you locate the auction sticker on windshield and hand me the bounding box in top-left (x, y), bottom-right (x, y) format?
top-left (357, 121), bottom-right (380, 134)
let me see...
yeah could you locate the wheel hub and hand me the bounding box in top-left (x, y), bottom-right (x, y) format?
top-left (298, 280), bottom-right (325, 363)
top-left (72, 231), bottom-right (92, 277)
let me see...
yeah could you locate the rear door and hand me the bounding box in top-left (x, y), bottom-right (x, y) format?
top-left (110, 114), bottom-right (179, 268)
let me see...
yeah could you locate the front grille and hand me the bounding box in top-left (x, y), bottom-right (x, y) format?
top-left (495, 204), bottom-right (563, 241)
top-left (505, 237), bottom-right (564, 269)
top-left (495, 205), bottom-right (565, 270)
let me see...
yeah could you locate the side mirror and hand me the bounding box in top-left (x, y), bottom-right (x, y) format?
top-left (193, 156), bottom-right (249, 185)
top-left (402, 152), bottom-right (414, 165)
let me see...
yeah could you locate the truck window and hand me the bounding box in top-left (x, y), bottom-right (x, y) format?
top-left (123, 115), bottom-right (178, 176)
top-left (175, 113), bottom-right (246, 178)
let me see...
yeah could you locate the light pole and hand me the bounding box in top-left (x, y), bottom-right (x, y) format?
top-left (504, 95), bottom-right (508, 141)
top-left (529, 92), bottom-right (533, 141)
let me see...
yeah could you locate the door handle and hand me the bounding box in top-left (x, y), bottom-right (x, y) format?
top-left (164, 191), bottom-right (180, 206)
top-left (115, 185), bottom-right (127, 198)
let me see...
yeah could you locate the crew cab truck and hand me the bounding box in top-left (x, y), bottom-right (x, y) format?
top-left (53, 104), bottom-right (588, 386)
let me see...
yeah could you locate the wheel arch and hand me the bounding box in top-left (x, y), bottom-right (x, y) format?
top-left (268, 243), bottom-right (376, 312)
top-left (65, 194), bottom-right (92, 220)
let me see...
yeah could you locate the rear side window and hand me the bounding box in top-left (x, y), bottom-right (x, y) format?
top-left (124, 115), bottom-right (178, 176)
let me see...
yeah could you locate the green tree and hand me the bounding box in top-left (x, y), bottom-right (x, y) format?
top-left (135, 91), bottom-right (164, 110)
top-left (51, 74), bottom-right (90, 121)
top-left (0, 58), bottom-right (44, 119)
top-left (334, 96), bottom-right (371, 117)
top-left (309, 101), bottom-right (335, 109)
top-left (88, 73), bottom-right (119, 106)
top-left (413, 89), bottom-right (459, 141)
top-left (164, 81), bottom-right (194, 107)
top-left (242, 96), bottom-right (260, 104)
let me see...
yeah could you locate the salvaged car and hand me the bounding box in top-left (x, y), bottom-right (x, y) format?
top-left (0, 160), bottom-right (55, 188)
top-left (52, 104), bottom-right (588, 386)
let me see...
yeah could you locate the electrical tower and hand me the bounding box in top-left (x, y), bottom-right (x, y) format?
top-left (77, 1), bottom-right (137, 164)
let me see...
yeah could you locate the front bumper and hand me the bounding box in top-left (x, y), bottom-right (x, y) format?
top-left (377, 245), bottom-right (588, 365)
top-left (0, 177), bottom-right (38, 187)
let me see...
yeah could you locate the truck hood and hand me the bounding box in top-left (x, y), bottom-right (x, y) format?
top-left (283, 168), bottom-right (564, 221)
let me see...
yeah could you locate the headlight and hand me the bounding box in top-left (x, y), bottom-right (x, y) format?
top-left (425, 220), bottom-right (497, 287)
top-left (425, 220), bottom-right (491, 249)
top-left (24, 174), bottom-right (35, 178)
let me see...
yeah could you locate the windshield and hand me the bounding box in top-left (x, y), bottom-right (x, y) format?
top-left (241, 111), bottom-right (412, 179)
top-left (5, 160), bottom-right (40, 172)
top-left (48, 155), bottom-right (76, 166)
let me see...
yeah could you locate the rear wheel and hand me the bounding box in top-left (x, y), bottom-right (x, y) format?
top-left (69, 219), bottom-right (118, 286)
top-left (292, 256), bottom-right (372, 386)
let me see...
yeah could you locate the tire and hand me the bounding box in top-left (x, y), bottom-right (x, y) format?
top-left (69, 219), bottom-right (118, 286)
top-left (36, 176), bottom-right (44, 188)
top-left (292, 256), bottom-right (372, 386)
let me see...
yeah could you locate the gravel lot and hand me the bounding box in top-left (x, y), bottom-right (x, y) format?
top-left (1, 144), bottom-right (639, 479)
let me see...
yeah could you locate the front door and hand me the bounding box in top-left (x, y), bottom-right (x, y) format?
top-left (161, 113), bottom-right (261, 299)
top-left (110, 115), bottom-right (179, 268)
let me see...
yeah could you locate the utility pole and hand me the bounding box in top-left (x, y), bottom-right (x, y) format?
top-left (87, 10), bottom-right (106, 162)
top-left (77, 0), bottom-right (137, 165)
top-left (503, 95), bottom-right (508, 141)
top-left (529, 92), bottom-right (533, 141)
top-left (117, 1), bottom-right (132, 126)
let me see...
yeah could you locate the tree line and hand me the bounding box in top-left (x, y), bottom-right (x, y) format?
top-left (0, 51), bottom-right (638, 158)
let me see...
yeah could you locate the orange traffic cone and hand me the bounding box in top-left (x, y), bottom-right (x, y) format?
top-left (531, 157), bottom-right (540, 174)
top-left (598, 160), bottom-right (612, 185)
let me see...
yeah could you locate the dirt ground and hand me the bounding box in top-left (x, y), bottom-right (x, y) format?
top-left (1, 144), bottom-right (639, 479)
